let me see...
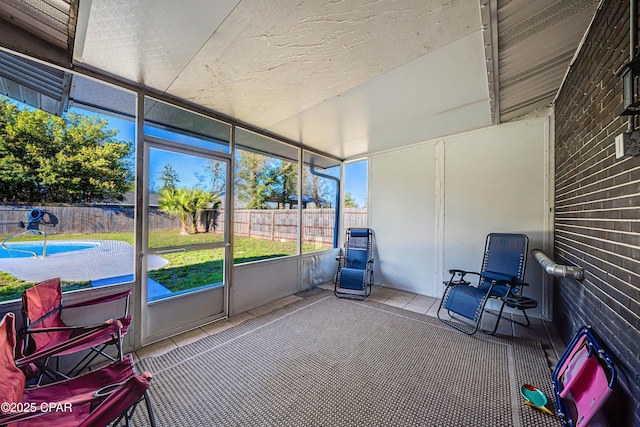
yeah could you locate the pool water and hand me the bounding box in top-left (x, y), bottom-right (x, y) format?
top-left (0, 242), bottom-right (98, 258)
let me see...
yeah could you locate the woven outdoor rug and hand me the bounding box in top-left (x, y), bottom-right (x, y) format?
top-left (135, 290), bottom-right (560, 426)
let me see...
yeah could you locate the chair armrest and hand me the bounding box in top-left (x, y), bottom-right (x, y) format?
top-left (446, 270), bottom-right (480, 286)
top-left (25, 321), bottom-right (115, 334)
top-left (64, 290), bottom-right (131, 309)
top-left (80, 374), bottom-right (152, 427)
top-left (448, 270), bottom-right (481, 278)
top-left (489, 280), bottom-right (529, 299)
top-left (480, 270), bottom-right (522, 283)
top-left (17, 320), bottom-right (125, 366)
top-left (494, 279), bottom-right (528, 289)
top-left (0, 405), bottom-right (48, 425)
top-left (0, 365), bottom-right (152, 426)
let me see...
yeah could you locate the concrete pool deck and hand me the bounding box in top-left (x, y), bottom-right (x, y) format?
top-left (0, 240), bottom-right (172, 298)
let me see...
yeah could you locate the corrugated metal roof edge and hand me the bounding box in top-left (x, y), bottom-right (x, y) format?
top-left (552, 0), bottom-right (605, 105)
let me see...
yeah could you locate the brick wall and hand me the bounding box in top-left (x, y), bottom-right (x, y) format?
top-left (554, 1), bottom-right (640, 425)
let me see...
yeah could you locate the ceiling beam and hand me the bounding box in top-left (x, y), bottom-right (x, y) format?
top-left (480, 0), bottom-right (500, 125)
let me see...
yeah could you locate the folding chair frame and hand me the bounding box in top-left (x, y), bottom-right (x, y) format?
top-left (437, 233), bottom-right (530, 335)
top-left (19, 278), bottom-right (131, 383)
top-left (334, 228), bottom-right (375, 300)
top-left (0, 313), bottom-right (157, 427)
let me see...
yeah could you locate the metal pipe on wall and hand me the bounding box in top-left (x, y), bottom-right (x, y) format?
top-left (310, 166), bottom-right (340, 249)
top-left (531, 249), bottom-right (584, 280)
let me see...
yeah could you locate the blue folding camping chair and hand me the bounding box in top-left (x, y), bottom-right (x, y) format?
top-left (437, 233), bottom-right (530, 335)
top-left (334, 228), bottom-right (374, 300)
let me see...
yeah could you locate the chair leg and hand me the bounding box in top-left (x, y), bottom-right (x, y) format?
top-left (68, 343), bottom-right (116, 377)
top-left (35, 357), bottom-right (69, 385)
top-left (511, 309), bottom-right (531, 327)
top-left (107, 390), bottom-right (156, 427)
top-left (479, 301), bottom-right (507, 335)
top-left (334, 287), bottom-right (369, 300)
top-left (482, 305), bottom-right (532, 332)
top-left (111, 413), bottom-right (124, 426)
top-left (364, 268), bottom-right (373, 298)
top-left (144, 390), bottom-right (158, 427)
top-left (124, 403), bottom-right (133, 427)
top-left (35, 358), bottom-right (47, 385)
top-left (118, 329), bottom-right (124, 362)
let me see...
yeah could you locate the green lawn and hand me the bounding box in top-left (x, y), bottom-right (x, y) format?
top-left (0, 271), bottom-right (90, 302)
top-left (0, 230), bottom-right (325, 298)
top-left (148, 235), bottom-right (307, 292)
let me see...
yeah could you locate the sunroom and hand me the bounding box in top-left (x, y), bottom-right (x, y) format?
top-left (0, 0), bottom-right (638, 426)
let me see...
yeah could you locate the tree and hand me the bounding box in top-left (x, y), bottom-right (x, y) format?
top-left (158, 164), bottom-right (179, 191)
top-left (149, 180), bottom-right (159, 194)
top-left (0, 97), bottom-right (133, 203)
top-left (158, 187), bottom-right (219, 234)
top-left (235, 151), bottom-right (270, 209)
top-left (158, 188), bottom-right (189, 234)
top-left (265, 161), bottom-right (297, 208)
top-left (344, 191), bottom-right (358, 208)
top-left (181, 188), bottom-right (218, 234)
top-left (195, 159), bottom-right (226, 195)
top-left (304, 171), bottom-right (334, 208)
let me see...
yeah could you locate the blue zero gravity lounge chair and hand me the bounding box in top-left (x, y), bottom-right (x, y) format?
top-left (437, 233), bottom-right (529, 335)
top-left (334, 228), bottom-right (374, 300)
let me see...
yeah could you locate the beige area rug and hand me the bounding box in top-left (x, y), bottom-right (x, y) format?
top-left (136, 290), bottom-right (561, 426)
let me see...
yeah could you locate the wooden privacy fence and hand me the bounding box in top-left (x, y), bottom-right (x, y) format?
top-left (211, 208), bottom-right (368, 246)
top-left (0, 205), bottom-right (367, 246)
top-left (0, 206), bottom-right (179, 236)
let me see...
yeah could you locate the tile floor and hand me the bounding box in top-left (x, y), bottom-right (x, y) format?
top-left (135, 284), bottom-right (566, 370)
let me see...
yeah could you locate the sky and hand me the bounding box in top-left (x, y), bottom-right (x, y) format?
top-left (21, 102), bottom-right (369, 207)
top-left (148, 148), bottom-right (219, 191)
top-left (344, 160), bottom-right (368, 208)
top-left (96, 109), bottom-right (369, 207)
top-left (108, 112), bottom-right (369, 207)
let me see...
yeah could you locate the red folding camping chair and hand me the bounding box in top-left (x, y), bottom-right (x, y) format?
top-left (18, 278), bottom-right (131, 383)
top-left (0, 312), bottom-right (156, 427)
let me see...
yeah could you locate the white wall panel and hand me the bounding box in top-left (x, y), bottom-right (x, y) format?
top-left (443, 118), bottom-right (550, 317)
top-left (232, 257), bottom-right (299, 315)
top-left (370, 144), bottom-right (437, 295)
top-left (368, 116), bottom-right (552, 318)
top-left (301, 249), bottom-right (340, 290)
top-left (147, 286), bottom-right (224, 344)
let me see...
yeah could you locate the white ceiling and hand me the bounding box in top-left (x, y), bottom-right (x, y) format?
top-left (75, 0), bottom-right (491, 159)
top-left (0, 0), bottom-right (600, 160)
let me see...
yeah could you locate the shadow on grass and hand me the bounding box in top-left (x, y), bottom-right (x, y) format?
top-left (149, 259), bottom-right (223, 293)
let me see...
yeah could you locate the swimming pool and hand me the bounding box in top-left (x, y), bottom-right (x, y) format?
top-left (0, 241), bottom-right (99, 258)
